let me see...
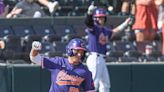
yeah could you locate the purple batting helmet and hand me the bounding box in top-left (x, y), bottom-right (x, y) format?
top-left (66, 38), bottom-right (86, 56)
top-left (93, 8), bottom-right (107, 17)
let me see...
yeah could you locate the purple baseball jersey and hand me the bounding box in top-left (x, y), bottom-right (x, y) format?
top-left (86, 24), bottom-right (112, 54)
top-left (42, 56), bottom-right (95, 92)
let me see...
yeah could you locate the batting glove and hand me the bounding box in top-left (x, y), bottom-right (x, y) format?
top-left (32, 41), bottom-right (42, 50)
top-left (87, 2), bottom-right (97, 15)
top-left (48, 1), bottom-right (59, 13)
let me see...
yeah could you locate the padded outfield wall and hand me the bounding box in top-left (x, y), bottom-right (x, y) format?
top-left (1, 62), bottom-right (164, 92)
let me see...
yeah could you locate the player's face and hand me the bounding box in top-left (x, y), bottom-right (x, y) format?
top-left (96, 16), bottom-right (105, 25)
top-left (69, 49), bottom-right (85, 65)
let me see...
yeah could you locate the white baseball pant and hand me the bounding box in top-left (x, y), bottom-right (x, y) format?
top-left (86, 52), bottom-right (111, 92)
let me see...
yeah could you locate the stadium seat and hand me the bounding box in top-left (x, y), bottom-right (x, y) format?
top-left (12, 25), bottom-right (35, 37)
top-left (40, 41), bottom-right (55, 53)
top-left (44, 51), bottom-right (64, 57)
top-left (133, 41), bottom-right (152, 54)
top-left (110, 31), bottom-right (124, 41)
top-left (71, 6), bottom-right (87, 16)
top-left (2, 49), bottom-right (14, 60)
top-left (123, 30), bottom-right (136, 42)
top-left (73, 25), bottom-right (87, 38)
top-left (53, 41), bottom-right (68, 54)
top-left (0, 49), bottom-right (4, 60)
top-left (0, 26), bottom-right (14, 37)
top-left (53, 25), bottom-right (75, 37)
top-left (22, 35), bottom-right (42, 53)
top-left (3, 35), bottom-right (22, 52)
top-left (57, 0), bottom-right (69, 6)
top-left (42, 34), bottom-right (61, 43)
top-left (152, 41), bottom-right (162, 52)
top-left (147, 51), bottom-right (162, 60)
top-left (139, 56), bottom-right (157, 62)
top-left (54, 6), bottom-right (73, 16)
top-left (124, 50), bottom-right (143, 59)
top-left (20, 52), bottom-right (31, 63)
top-left (106, 51), bottom-right (124, 59)
top-left (106, 56), bottom-right (118, 62)
top-left (119, 56), bottom-right (139, 62)
top-left (32, 25), bottom-right (55, 36)
top-left (112, 40), bottom-right (136, 52)
top-left (106, 42), bottom-right (115, 51)
top-left (62, 34), bottom-right (80, 42)
top-left (158, 56), bottom-right (164, 62)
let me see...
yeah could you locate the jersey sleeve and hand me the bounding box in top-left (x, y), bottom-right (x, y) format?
top-left (42, 57), bottom-right (63, 70)
top-left (106, 28), bottom-right (113, 39)
top-left (85, 14), bottom-right (94, 28)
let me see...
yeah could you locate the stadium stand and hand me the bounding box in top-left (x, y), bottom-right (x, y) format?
top-left (112, 40), bottom-right (136, 52)
top-left (0, 16), bottom-right (162, 63)
top-left (106, 56), bottom-right (118, 62)
top-left (42, 34), bottom-right (61, 43)
top-left (12, 25), bottom-right (35, 37)
top-left (0, 26), bottom-right (14, 37)
top-left (40, 41), bottom-right (55, 53)
top-left (53, 41), bottom-right (68, 54)
top-left (32, 25), bottom-right (55, 36)
top-left (119, 56), bottom-right (139, 62)
top-left (3, 35), bottom-right (22, 52)
top-left (22, 35), bottom-right (42, 53)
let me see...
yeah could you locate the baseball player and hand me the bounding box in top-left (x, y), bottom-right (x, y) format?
top-left (85, 3), bottom-right (132, 92)
top-left (29, 38), bottom-right (95, 92)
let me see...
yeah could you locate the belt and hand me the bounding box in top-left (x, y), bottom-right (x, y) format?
top-left (89, 52), bottom-right (106, 58)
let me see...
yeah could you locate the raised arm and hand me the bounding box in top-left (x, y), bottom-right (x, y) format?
top-left (6, 7), bottom-right (22, 18)
top-left (85, 2), bottom-right (97, 28)
top-left (112, 17), bottom-right (132, 33)
top-left (29, 41), bottom-right (42, 65)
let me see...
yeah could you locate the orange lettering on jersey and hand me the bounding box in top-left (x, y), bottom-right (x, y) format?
top-left (69, 87), bottom-right (79, 92)
top-left (56, 70), bottom-right (84, 86)
top-left (99, 33), bottom-right (108, 45)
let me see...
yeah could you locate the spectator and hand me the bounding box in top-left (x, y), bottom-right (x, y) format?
top-left (132, 0), bottom-right (159, 42)
top-left (118, 0), bottom-right (136, 16)
top-left (38, 0), bottom-right (59, 13)
top-left (0, 0), bottom-right (10, 17)
top-left (119, 0), bottom-right (131, 16)
top-left (6, 0), bottom-right (59, 18)
top-left (85, 3), bottom-right (131, 92)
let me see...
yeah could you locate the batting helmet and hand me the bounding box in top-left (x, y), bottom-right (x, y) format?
top-left (66, 38), bottom-right (86, 56)
top-left (93, 8), bottom-right (107, 17)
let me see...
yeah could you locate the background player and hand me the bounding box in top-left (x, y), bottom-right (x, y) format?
top-left (85, 3), bottom-right (132, 92)
top-left (29, 38), bottom-right (95, 92)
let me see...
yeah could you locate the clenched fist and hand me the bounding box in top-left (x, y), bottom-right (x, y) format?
top-left (87, 2), bottom-right (97, 15)
top-left (32, 41), bottom-right (42, 50)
